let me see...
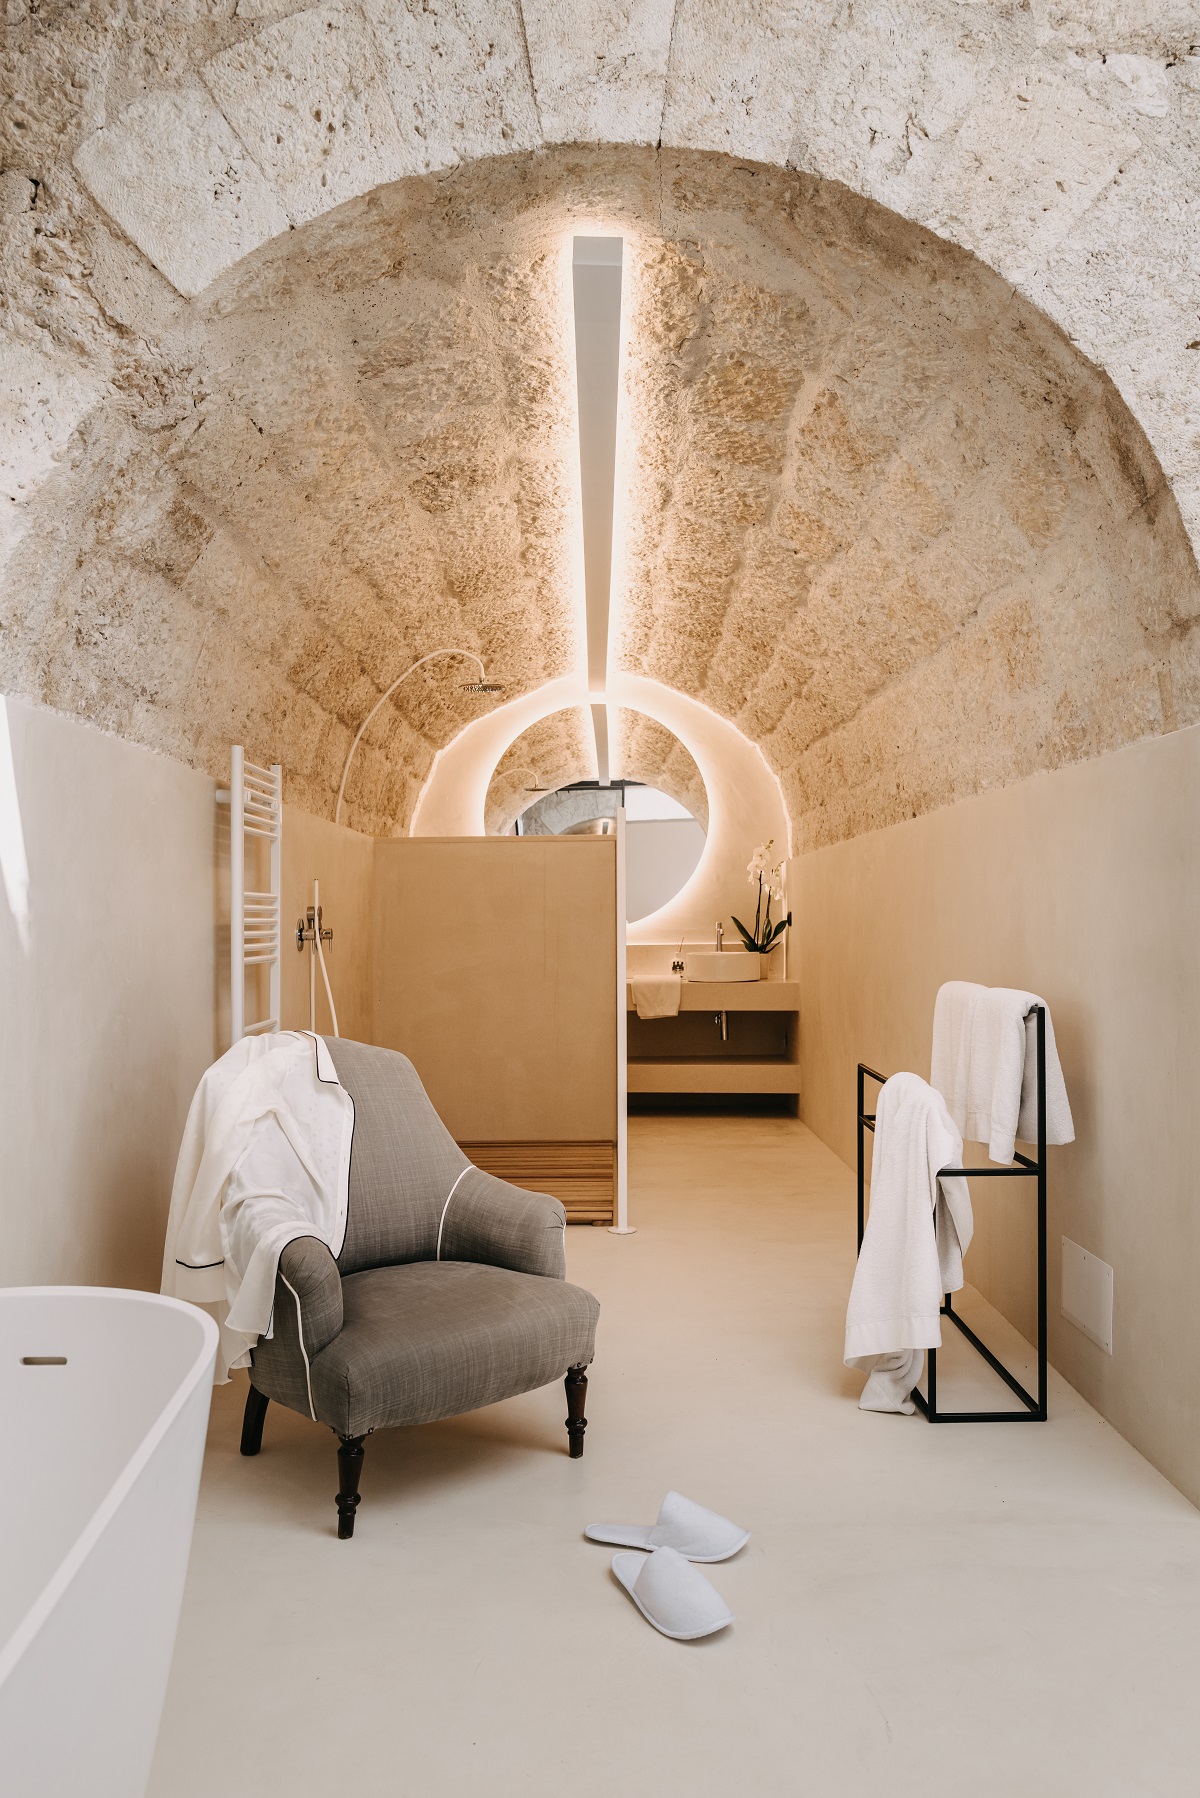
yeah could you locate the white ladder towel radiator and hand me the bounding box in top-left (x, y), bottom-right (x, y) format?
top-left (229, 747), bottom-right (282, 1040)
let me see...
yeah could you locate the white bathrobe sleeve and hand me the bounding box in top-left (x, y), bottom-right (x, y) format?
top-left (162, 1032), bottom-right (353, 1384)
top-left (161, 1034), bottom-right (277, 1302)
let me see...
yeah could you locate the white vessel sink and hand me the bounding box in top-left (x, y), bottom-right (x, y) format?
top-left (684, 952), bottom-right (760, 983)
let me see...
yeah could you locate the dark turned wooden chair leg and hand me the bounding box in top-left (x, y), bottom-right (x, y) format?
top-left (240, 1385), bottom-right (270, 1457)
top-left (565, 1364), bottom-right (588, 1458)
top-left (336, 1435), bottom-right (366, 1539)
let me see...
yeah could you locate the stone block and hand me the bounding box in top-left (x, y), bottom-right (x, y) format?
top-left (1029, 1), bottom-right (1199, 57)
top-left (73, 86), bottom-right (290, 297)
top-left (522, 0), bottom-right (675, 145)
top-left (1032, 146), bottom-right (1200, 554)
top-left (360, 0), bottom-right (539, 169)
top-left (661, 0), bottom-right (833, 163)
top-left (0, 332), bottom-right (103, 579)
top-left (202, 1), bottom-right (419, 223)
top-left (1101, 54), bottom-right (1172, 119)
top-left (792, 1), bottom-right (978, 195)
top-left (911, 68), bottom-right (1141, 286)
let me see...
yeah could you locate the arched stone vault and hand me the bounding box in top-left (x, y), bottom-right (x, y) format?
top-left (2, 3), bottom-right (1199, 845)
top-left (483, 704), bottom-right (709, 835)
top-left (614, 156), bottom-right (1200, 846)
top-left (8, 1), bottom-right (1200, 526)
top-left (484, 706), bottom-right (596, 836)
top-left (613, 710), bottom-right (709, 833)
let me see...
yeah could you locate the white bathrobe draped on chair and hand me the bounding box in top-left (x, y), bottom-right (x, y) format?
top-left (161, 1031), bottom-right (353, 1384)
top-left (931, 981), bottom-right (1074, 1164)
top-left (845, 1073), bottom-right (972, 1414)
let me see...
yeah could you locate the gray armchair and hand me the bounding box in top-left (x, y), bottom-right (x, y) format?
top-left (239, 1037), bottom-right (600, 1537)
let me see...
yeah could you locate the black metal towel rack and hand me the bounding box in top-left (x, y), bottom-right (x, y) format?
top-left (856, 1003), bottom-right (1047, 1423)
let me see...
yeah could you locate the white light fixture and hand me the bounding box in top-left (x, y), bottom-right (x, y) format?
top-left (335, 648), bottom-right (492, 826)
top-left (572, 235), bottom-right (624, 788)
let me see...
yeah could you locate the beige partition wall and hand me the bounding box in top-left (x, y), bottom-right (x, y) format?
top-left (373, 836), bottom-right (618, 1223)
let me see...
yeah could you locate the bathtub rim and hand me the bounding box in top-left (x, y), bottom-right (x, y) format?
top-left (0, 1286), bottom-right (219, 1689)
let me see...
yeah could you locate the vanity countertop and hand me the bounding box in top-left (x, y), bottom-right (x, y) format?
top-left (625, 979), bottom-right (799, 1012)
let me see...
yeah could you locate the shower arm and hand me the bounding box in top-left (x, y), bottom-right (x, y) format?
top-left (334, 649), bottom-right (486, 827)
top-left (313, 882), bottom-right (338, 1038)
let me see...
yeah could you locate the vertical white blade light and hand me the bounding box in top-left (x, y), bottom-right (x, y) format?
top-left (572, 235), bottom-right (624, 786)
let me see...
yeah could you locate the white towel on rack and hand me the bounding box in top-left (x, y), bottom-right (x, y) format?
top-left (845, 1073), bottom-right (972, 1414)
top-left (161, 1031), bottom-right (353, 1383)
top-left (931, 981), bottom-right (1074, 1164)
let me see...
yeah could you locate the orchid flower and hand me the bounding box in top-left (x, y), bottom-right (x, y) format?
top-left (732, 841), bottom-right (790, 955)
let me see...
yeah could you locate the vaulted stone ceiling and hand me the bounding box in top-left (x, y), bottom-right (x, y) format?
top-left (485, 709), bottom-right (595, 838)
top-left (483, 705), bottom-right (709, 836)
top-left (1, 155), bottom-right (589, 829)
top-left (615, 711), bottom-right (709, 833)
top-left (615, 156), bottom-right (1200, 846)
top-left (5, 0), bottom-right (1200, 844)
top-left (3, 139), bottom-right (1198, 842)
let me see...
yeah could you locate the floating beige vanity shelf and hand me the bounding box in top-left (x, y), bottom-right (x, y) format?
top-left (626, 974), bottom-right (801, 1099)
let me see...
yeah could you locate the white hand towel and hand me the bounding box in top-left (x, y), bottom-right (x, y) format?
top-left (845, 1072), bottom-right (971, 1414)
top-left (631, 975), bottom-right (682, 1019)
top-left (931, 981), bottom-right (1074, 1164)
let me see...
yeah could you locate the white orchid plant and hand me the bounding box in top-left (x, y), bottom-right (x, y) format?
top-left (731, 839), bottom-right (791, 955)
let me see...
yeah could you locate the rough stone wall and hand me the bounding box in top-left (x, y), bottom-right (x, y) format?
top-left (484, 706), bottom-right (594, 835)
top-left (6, 1), bottom-right (1199, 540)
top-left (4, 141), bottom-right (1198, 841)
top-left (484, 703), bottom-right (709, 833)
top-left (614, 708), bottom-right (708, 831)
top-left (1, 150), bottom-right (587, 829)
top-left (485, 704), bottom-right (712, 837)
top-left (2, 5), bottom-right (1200, 842)
top-left (615, 156), bottom-right (1200, 847)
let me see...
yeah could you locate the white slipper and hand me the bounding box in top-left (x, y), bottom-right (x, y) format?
top-left (586, 1490), bottom-right (750, 1562)
top-left (611, 1546), bottom-right (735, 1640)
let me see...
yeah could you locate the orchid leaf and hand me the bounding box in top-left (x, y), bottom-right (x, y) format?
top-left (730, 915), bottom-right (758, 951)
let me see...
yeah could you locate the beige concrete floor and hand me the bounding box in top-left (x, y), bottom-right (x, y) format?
top-left (150, 1115), bottom-right (1200, 1797)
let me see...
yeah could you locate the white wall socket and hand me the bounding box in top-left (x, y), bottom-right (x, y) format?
top-left (1061, 1236), bottom-right (1113, 1354)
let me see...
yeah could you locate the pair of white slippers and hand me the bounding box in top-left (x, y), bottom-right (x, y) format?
top-left (584, 1490), bottom-right (749, 1640)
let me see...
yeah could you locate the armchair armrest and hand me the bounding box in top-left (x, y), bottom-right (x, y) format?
top-left (277, 1234), bottom-right (344, 1355)
top-left (439, 1167), bottom-right (567, 1278)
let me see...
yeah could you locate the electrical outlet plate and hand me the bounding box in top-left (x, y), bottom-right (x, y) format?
top-left (1061, 1236), bottom-right (1113, 1354)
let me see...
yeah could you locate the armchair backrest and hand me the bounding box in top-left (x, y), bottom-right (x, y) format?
top-left (324, 1036), bottom-right (470, 1275)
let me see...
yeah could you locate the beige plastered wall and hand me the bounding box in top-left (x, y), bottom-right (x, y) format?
top-left (790, 725), bottom-right (1200, 1506)
top-left (0, 698), bottom-right (216, 1292)
top-left (0, 705), bottom-right (378, 1291)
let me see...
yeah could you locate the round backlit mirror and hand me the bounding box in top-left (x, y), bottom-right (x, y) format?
top-left (485, 708), bottom-right (708, 922)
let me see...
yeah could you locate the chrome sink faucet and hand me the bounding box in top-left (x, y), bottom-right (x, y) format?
top-left (715, 921), bottom-right (723, 953)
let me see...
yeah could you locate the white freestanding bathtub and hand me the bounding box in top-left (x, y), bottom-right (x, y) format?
top-left (0, 1288), bottom-right (217, 1797)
